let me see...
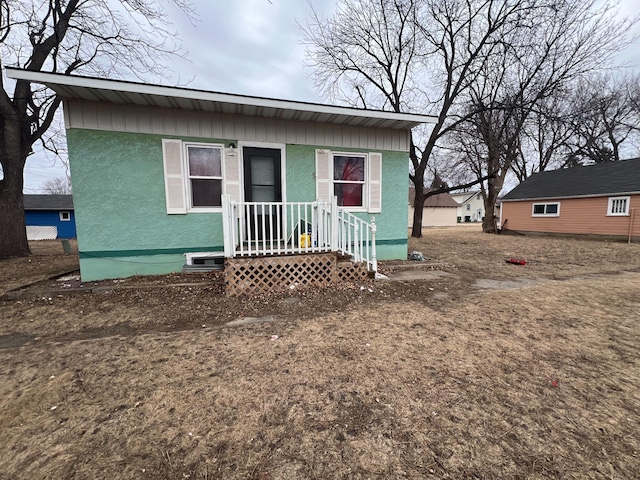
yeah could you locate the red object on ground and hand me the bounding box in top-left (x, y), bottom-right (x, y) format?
top-left (505, 258), bottom-right (527, 265)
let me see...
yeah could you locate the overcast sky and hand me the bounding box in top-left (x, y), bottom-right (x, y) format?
top-left (22, 0), bottom-right (640, 194)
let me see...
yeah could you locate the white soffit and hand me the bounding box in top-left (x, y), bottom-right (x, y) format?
top-left (6, 68), bottom-right (437, 130)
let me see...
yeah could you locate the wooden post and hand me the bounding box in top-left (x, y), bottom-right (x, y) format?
top-left (331, 196), bottom-right (339, 252)
top-left (370, 216), bottom-right (377, 272)
top-left (629, 208), bottom-right (636, 244)
top-left (222, 195), bottom-right (232, 257)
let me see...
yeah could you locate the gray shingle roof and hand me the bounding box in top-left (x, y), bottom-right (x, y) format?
top-left (502, 159), bottom-right (640, 201)
top-left (23, 195), bottom-right (74, 210)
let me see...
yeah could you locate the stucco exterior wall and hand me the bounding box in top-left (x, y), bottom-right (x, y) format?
top-left (68, 129), bottom-right (409, 280)
top-left (408, 206), bottom-right (457, 227)
top-left (501, 195), bottom-right (640, 239)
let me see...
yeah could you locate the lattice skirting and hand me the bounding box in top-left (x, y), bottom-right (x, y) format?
top-left (225, 252), bottom-right (369, 296)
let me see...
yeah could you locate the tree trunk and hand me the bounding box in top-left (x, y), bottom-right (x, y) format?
top-left (410, 168), bottom-right (426, 238)
top-left (482, 184), bottom-right (499, 233)
top-left (482, 161), bottom-right (508, 234)
top-left (0, 117), bottom-right (30, 258)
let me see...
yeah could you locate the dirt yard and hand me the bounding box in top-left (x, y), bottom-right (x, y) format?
top-left (1, 229), bottom-right (639, 479)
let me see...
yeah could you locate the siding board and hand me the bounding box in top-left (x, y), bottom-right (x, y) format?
top-left (502, 196), bottom-right (640, 238)
top-left (65, 99), bottom-right (412, 152)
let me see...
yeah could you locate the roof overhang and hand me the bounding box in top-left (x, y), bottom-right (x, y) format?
top-left (6, 68), bottom-right (437, 130)
top-left (501, 191), bottom-right (640, 202)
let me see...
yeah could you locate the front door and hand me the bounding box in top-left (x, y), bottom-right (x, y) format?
top-left (243, 147), bottom-right (282, 241)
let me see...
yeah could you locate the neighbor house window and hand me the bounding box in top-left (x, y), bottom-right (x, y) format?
top-left (532, 202), bottom-right (560, 216)
top-left (607, 196), bottom-right (630, 216)
top-left (185, 143), bottom-right (223, 208)
top-left (333, 153), bottom-right (366, 208)
top-left (59, 211), bottom-right (70, 221)
top-left (466, 204), bottom-right (470, 211)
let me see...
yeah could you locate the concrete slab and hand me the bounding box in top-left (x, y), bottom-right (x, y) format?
top-left (385, 270), bottom-right (452, 282)
top-left (225, 316), bottom-right (277, 327)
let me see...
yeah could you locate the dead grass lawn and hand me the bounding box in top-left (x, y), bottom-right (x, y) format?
top-left (0, 230), bottom-right (639, 479)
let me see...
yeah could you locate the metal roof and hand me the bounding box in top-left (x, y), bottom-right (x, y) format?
top-left (23, 195), bottom-right (74, 211)
top-left (6, 68), bottom-right (437, 131)
top-left (502, 159), bottom-right (640, 201)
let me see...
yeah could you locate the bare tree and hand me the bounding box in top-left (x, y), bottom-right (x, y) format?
top-left (0, 0), bottom-right (195, 258)
top-left (564, 74), bottom-right (640, 164)
top-left (303, 0), bottom-right (590, 237)
top-left (512, 93), bottom-right (575, 182)
top-left (455, 0), bottom-right (634, 232)
top-left (42, 176), bottom-right (72, 195)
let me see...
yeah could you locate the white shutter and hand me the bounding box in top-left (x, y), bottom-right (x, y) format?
top-left (316, 149), bottom-right (331, 202)
top-left (162, 139), bottom-right (187, 214)
top-left (223, 147), bottom-right (242, 202)
top-left (368, 152), bottom-right (382, 213)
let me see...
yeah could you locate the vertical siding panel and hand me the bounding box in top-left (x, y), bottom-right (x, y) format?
top-left (122, 106), bottom-right (138, 133)
top-left (81, 103), bottom-right (98, 129)
top-left (66, 100), bottom-right (412, 153)
top-left (137, 107), bottom-right (152, 133)
top-left (67, 101), bottom-right (84, 129)
top-left (163, 111), bottom-right (176, 135)
top-left (95, 103), bottom-right (112, 130)
top-left (243, 116), bottom-right (255, 142)
top-left (295, 122), bottom-right (306, 145)
top-left (151, 108), bottom-right (164, 134)
top-left (199, 114), bottom-right (212, 138)
top-left (175, 111), bottom-right (189, 136)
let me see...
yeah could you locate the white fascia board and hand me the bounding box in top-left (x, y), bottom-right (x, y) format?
top-left (6, 68), bottom-right (437, 127)
top-left (501, 191), bottom-right (640, 202)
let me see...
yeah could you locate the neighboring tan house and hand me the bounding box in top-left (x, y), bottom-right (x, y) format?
top-left (8, 68), bottom-right (436, 284)
top-left (24, 194), bottom-right (76, 240)
top-left (451, 191), bottom-right (485, 223)
top-left (500, 159), bottom-right (640, 242)
top-left (408, 188), bottom-right (459, 227)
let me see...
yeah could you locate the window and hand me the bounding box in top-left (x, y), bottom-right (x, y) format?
top-left (532, 202), bottom-right (560, 216)
top-left (466, 204), bottom-right (470, 211)
top-left (333, 153), bottom-right (366, 208)
top-left (185, 143), bottom-right (223, 209)
top-left (59, 211), bottom-right (70, 221)
top-left (607, 196), bottom-right (630, 216)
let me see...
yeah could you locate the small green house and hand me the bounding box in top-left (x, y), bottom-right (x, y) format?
top-left (9, 68), bottom-right (435, 282)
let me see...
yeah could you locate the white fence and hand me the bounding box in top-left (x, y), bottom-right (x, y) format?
top-left (222, 196), bottom-right (377, 271)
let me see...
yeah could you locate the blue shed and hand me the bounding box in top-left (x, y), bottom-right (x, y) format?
top-left (24, 195), bottom-right (76, 239)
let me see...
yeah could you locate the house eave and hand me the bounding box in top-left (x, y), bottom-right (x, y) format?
top-left (6, 68), bottom-right (437, 131)
top-left (501, 191), bottom-right (640, 202)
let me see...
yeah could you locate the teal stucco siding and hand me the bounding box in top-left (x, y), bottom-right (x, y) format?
top-left (67, 129), bottom-right (408, 280)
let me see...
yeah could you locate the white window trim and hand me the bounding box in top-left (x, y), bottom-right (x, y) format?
top-left (532, 202), bottom-right (560, 217)
top-left (331, 151), bottom-right (368, 212)
top-left (59, 211), bottom-right (71, 221)
top-left (607, 196), bottom-right (630, 216)
top-left (184, 142), bottom-right (225, 213)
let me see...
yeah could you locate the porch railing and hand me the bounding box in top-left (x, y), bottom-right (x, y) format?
top-left (222, 195), bottom-right (377, 271)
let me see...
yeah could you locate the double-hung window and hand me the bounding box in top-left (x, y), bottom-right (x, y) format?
top-left (532, 202), bottom-right (560, 216)
top-left (185, 144), bottom-right (223, 209)
top-left (607, 196), bottom-right (630, 216)
top-left (333, 153), bottom-right (366, 208)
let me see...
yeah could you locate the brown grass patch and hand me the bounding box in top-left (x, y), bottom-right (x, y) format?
top-left (0, 229), bottom-right (639, 478)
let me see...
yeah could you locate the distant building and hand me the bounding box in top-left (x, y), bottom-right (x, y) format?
top-left (501, 159), bottom-right (640, 241)
top-left (24, 195), bottom-right (76, 240)
top-left (409, 188), bottom-right (459, 227)
top-left (450, 191), bottom-right (485, 223)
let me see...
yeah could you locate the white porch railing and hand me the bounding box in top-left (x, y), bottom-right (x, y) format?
top-left (222, 195), bottom-right (377, 271)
